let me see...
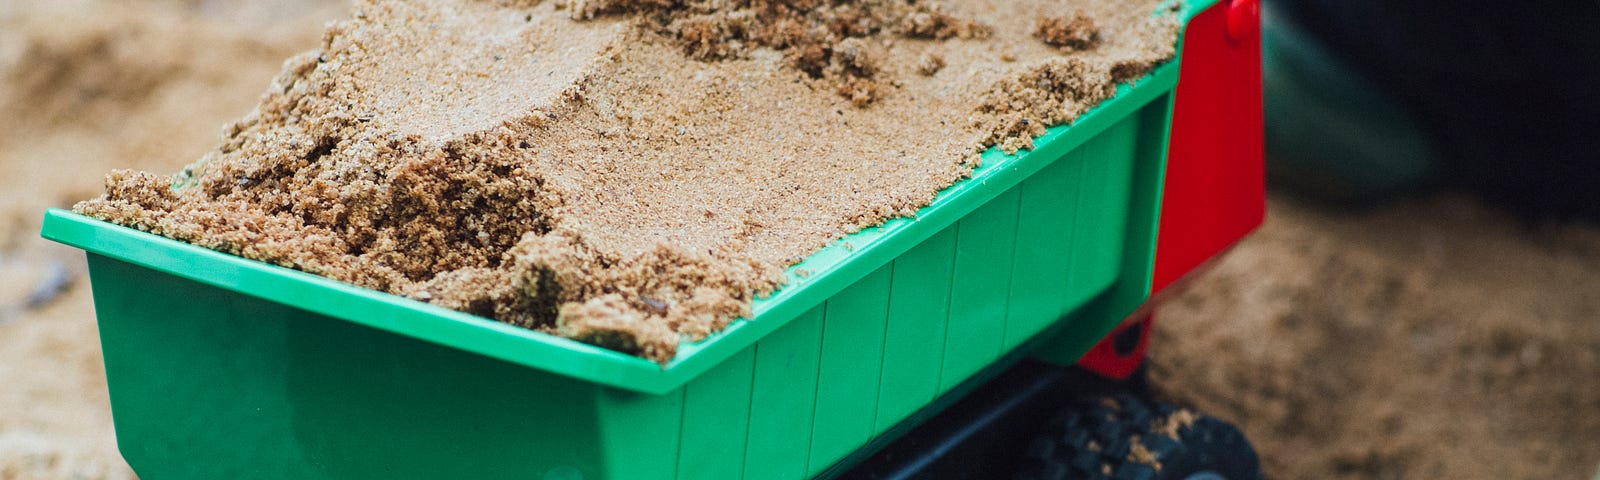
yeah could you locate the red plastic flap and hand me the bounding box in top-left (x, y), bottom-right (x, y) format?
top-left (1151, 0), bottom-right (1265, 294)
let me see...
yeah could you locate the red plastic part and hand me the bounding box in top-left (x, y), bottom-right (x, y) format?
top-left (1151, 0), bottom-right (1265, 295)
top-left (1076, 0), bottom-right (1264, 380)
top-left (1074, 314), bottom-right (1152, 381)
top-left (1226, 0), bottom-right (1261, 45)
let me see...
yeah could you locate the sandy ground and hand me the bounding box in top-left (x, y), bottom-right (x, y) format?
top-left (1152, 196), bottom-right (1600, 479)
top-left (1, 1), bottom-right (1596, 479)
top-left (0, 2), bottom-right (342, 479)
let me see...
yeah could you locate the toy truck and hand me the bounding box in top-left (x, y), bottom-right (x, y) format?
top-left (40, 0), bottom-right (1264, 477)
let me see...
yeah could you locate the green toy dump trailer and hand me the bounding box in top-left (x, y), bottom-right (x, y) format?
top-left (41, 0), bottom-right (1265, 477)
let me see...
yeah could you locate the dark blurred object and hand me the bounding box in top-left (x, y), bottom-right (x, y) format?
top-left (1265, 0), bottom-right (1600, 220)
top-left (1263, 4), bottom-right (1439, 207)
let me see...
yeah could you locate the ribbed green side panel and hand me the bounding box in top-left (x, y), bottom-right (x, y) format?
top-left (940, 190), bottom-right (1021, 393)
top-left (594, 388), bottom-right (683, 479)
top-left (676, 348), bottom-right (754, 479)
top-left (1005, 147), bottom-right (1088, 350)
top-left (808, 265), bottom-right (892, 473)
top-left (875, 228), bottom-right (958, 433)
top-left (1065, 114), bottom-right (1141, 307)
top-left (742, 306), bottom-right (824, 480)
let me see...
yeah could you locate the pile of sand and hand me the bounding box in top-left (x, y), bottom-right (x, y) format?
top-left (74, 0), bottom-right (1178, 362)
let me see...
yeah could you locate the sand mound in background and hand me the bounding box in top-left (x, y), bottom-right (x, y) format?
top-left (0, 3), bottom-right (341, 478)
top-left (1152, 196), bottom-right (1600, 479)
top-left (75, 0), bottom-right (1177, 362)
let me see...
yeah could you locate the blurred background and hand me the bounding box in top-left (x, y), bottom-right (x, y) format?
top-left (0, 0), bottom-right (1595, 478)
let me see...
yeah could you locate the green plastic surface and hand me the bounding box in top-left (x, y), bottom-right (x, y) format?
top-left (40, 4), bottom-right (1211, 476)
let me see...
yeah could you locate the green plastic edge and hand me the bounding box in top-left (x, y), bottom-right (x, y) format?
top-left (41, 2), bottom-right (1211, 395)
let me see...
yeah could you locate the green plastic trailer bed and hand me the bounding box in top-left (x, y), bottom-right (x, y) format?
top-left (40, 1), bottom-right (1252, 478)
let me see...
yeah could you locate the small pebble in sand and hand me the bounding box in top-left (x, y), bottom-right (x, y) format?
top-left (916, 52), bottom-right (946, 76)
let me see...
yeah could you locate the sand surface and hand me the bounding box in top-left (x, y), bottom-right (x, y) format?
top-left (1150, 196), bottom-right (1600, 479)
top-left (2, 1), bottom-right (1597, 479)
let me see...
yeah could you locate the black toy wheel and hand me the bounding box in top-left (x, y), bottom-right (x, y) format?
top-left (1014, 394), bottom-right (1263, 480)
